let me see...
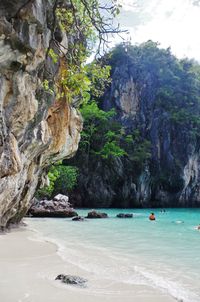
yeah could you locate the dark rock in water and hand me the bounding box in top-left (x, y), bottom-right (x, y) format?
top-left (29, 210), bottom-right (78, 218)
top-left (55, 274), bottom-right (87, 287)
top-left (28, 194), bottom-right (78, 218)
top-left (86, 210), bottom-right (108, 218)
top-left (116, 213), bottom-right (133, 218)
top-left (72, 216), bottom-right (85, 221)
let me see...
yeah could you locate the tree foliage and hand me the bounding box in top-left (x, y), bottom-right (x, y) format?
top-left (37, 164), bottom-right (78, 199)
top-left (45, 0), bottom-right (124, 106)
top-left (37, 0), bottom-right (125, 198)
top-left (123, 130), bottom-right (151, 169)
top-left (70, 41), bottom-right (200, 199)
top-left (79, 101), bottom-right (126, 162)
top-left (42, 28), bottom-right (200, 200)
top-left (107, 41), bottom-right (200, 138)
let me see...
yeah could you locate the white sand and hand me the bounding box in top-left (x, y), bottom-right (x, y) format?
top-left (0, 224), bottom-right (176, 302)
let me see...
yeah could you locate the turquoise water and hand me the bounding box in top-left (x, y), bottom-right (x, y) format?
top-left (27, 208), bottom-right (200, 302)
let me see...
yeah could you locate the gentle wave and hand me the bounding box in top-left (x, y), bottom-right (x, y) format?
top-left (27, 228), bottom-right (200, 302)
top-left (25, 209), bottom-right (200, 302)
top-left (133, 266), bottom-right (200, 302)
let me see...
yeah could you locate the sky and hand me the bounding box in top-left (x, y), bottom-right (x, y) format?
top-left (111, 0), bottom-right (200, 61)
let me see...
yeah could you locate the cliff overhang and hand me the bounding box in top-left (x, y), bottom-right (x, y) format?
top-left (0, 0), bottom-right (83, 228)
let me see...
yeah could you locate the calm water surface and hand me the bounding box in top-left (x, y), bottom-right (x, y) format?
top-left (27, 208), bottom-right (200, 302)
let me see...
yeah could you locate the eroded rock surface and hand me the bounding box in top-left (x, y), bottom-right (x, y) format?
top-left (28, 194), bottom-right (78, 217)
top-left (0, 0), bottom-right (82, 228)
top-left (69, 44), bottom-right (200, 208)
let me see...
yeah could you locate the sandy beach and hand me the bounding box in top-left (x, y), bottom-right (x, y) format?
top-left (0, 221), bottom-right (178, 302)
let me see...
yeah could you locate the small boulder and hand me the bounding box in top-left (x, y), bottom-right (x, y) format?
top-left (116, 213), bottom-right (133, 218)
top-left (55, 274), bottom-right (87, 287)
top-left (86, 210), bottom-right (108, 219)
top-left (72, 216), bottom-right (85, 221)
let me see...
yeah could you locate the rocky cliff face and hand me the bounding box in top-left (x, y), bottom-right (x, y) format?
top-left (101, 65), bottom-right (200, 207)
top-left (0, 0), bottom-right (82, 228)
top-left (70, 43), bottom-right (200, 208)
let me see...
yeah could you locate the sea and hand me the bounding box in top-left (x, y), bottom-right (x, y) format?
top-left (26, 208), bottom-right (200, 302)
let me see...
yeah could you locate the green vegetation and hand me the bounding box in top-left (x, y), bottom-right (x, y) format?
top-left (39, 21), bottom-right (200, 201)
top-left (37, 0), bottom-right (125, 199)
top-left (123, 130), bottom-right (151, 169)
top-left (37, 164), bottom-right (78, 198)
top-left (52, 165), bottom-right (79, 195)
top-left (108, 41), bottom-right (200, 135)
top-left (45, 0), bottom-right (122, 105)
top-left (79, 101), bottom-right (126, 162)
top-left (67, 41), bottom-right (200, 201)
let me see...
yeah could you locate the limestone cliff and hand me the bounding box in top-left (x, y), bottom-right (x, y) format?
top-left (0, 0), bottom-right (82, 228)
top-left (69, 43), bottom-right (200, 208)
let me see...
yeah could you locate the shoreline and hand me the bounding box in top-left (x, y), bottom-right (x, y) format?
top-left (0, 221), bottom-right (176, 302)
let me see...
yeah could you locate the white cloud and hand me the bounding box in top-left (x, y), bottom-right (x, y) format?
top-left (114, 0), bottom-right (200, 61)
top-left (117, 0), bottom-right (139, 12)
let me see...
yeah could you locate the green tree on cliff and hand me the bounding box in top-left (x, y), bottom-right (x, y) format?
top-left (66, 41), bottom-right (200, 204)
top-left (37, 0), bottom-right (125, 199)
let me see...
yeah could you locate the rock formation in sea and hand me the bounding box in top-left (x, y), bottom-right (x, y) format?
top-left (0, 0), bottom-right (82, 228)
top-left (116, 213), bottom-right (133, 218)
top-left (69, 42), bottom-right (200, 208)
top-left (28, 194), bottom-right (78, 217)
top-left (86, 211), bottom-right (108, 219)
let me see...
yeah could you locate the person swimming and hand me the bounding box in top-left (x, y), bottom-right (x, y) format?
top-left (149, 213), bottom-right (156, 221)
